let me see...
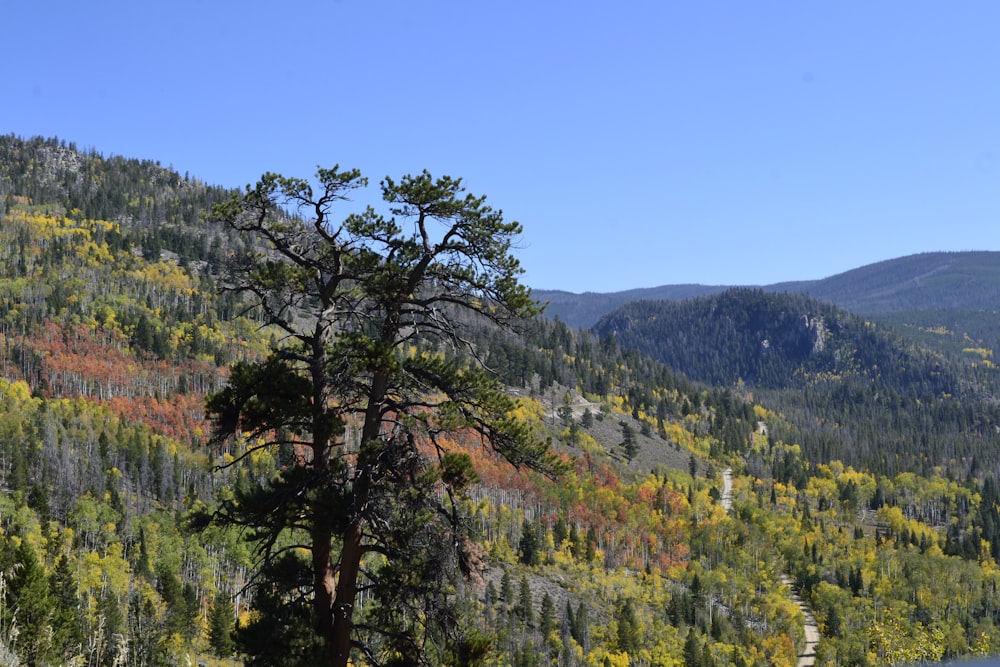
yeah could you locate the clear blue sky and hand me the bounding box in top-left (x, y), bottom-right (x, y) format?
top-left (4, 2), bottom-right (1000, 293)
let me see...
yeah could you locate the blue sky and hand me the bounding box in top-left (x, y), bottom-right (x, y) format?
top-left (4, 2), bottom-right (1000, 292)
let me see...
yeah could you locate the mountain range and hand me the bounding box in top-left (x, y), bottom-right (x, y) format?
top-left (535, 250), bottom-right (1000, 329)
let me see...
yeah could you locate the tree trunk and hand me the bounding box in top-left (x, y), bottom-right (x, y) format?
top-left (330, 521), bottom-right (364, 667)
top-left (313, 519), bottom-right (338, 666)
top-left (329, 369), bottom-right (387, 666)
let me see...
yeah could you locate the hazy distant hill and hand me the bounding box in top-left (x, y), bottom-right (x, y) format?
top-left (770, 251), bottom-right (1000, 314)
top-left (535, 251), bottom-right (1000, 328)
top-left (534, 284), bottom-right (728, 328)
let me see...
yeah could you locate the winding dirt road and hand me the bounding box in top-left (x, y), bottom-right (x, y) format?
top-left (720, 469), bottom-right (819, 667)
top-left (781, 575), bottom-right (820, 667)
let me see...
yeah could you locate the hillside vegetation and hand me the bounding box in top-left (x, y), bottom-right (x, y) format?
top-left (593, 288), bottom-right (1000, 479)
top-left (0, 134), bottom-right (999, 666)
top-left (592, 289), bottom-right (958, 392)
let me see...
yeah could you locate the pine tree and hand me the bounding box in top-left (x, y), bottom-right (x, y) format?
top-left (519, 518), bottom-right (540, 565)
top-left (209, 592), bottom-right (236, 657)
top-left (203, 168), bottom-right (562, 666)
top-left (50, 555), bottom-right (83, 658)
top-left (540, 592), bottom-right (556, 640)
top-left (683, 631), bottom-right (703, 667)
top-left (568, 524), bottom-right (581, 559)
top-left (571, 602), bottom-right (589, 651)
top-left (501, 570), bottom-right (514, 610)
top-left (518, 575), bottom-right (534, 628)
top-left (617, 598), bottom-right (641, 653)
top-left (552, 516), bottom-right (568, 548)
top-left (621, 422), bottom-right (638, 462)
top-left (8, 541), bottom-right (56, 665)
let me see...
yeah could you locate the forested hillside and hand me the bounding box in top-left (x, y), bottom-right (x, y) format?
top-left (468, 316), bottom-right (1000, 666)
top-left (592, 289), bottom-right (960, 392)
top-left (593, 289), bottom-right (1000, 479)
top-left (1, 134), bottom-right (1000, 666)
top-left (0, 135), bottom-right (267, 664)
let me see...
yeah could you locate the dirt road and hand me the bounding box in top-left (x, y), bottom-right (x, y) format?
top-left (720, 469), bottom-right (819, 667)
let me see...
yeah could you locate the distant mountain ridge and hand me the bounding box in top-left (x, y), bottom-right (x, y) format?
top-left (535, 251), bottom-right (1000, 328)
top-left (769, 251), bottom-right (1000, 314)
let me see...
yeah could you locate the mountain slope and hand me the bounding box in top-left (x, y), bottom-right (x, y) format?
top-left (591, 288), bottom-right (957, 394)
top-left (591, 287), bottom-right (1000, 480)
